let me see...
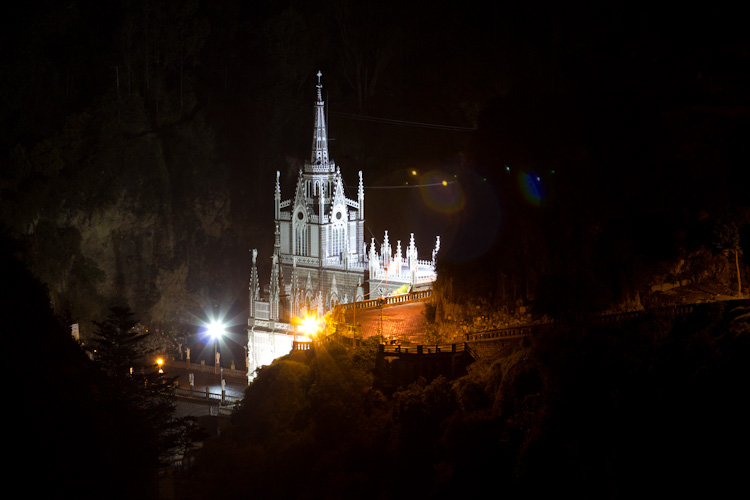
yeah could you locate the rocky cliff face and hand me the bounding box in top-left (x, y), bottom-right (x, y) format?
top-left (0, 101), bottom-right (255, 342)
top-left (70, 200), bottom-right (175, 331)
top-left (30, 185), bottom-right (240, 340)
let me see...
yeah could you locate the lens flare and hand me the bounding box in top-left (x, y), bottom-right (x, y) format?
top-left (518, 171), bottom-right (545, 206)
top-left (419, 170), bottom-right (465, 214)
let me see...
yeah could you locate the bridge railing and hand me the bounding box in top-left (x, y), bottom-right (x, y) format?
top-left (292, 340), bottom-right (313, 351)
top-left (379, 342), bottom-right (471, 355)
top-left (174, 386), bottom-right (242, 405)
top-left (340, 289), bottom-right (432, 312)
top-left (465, 324), bottom-right (542, 342)
top-left (165, 359), bottom-right (248, 379)
top-left (463, 300), bottom-right (738, 343)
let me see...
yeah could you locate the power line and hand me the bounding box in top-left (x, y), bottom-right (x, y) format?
top-left (253, 98), bottom-right (475, 132)
top-left (346, 181), bottom-right (457, 190)
top-left (330, 110), bottom-right (475, 132)
top-left (366, 181), bottom-right (457, 189)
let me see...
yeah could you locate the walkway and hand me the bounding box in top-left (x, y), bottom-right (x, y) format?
top-left (345, 301), bottom-right (429, 343)
top-left (161, 361), bottom-right (249, 418)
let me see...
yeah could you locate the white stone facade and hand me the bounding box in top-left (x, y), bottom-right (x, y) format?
top-left (247, 72), bottom-right (440, 381)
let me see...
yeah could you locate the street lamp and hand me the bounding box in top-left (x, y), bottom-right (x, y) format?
top-left (207, 320), bottom-right (225, 374)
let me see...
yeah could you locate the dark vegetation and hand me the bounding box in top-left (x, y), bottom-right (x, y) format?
top-left (2, 2), bottom-right (749, 499)
top-left (5, 236), bottom-right (198, 500)
top-left (175, 302), bottom-right (750, 499)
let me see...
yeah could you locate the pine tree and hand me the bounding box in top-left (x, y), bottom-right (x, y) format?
top-left (90, 305), bottom-right (197, 499)
top-left (92, 306), bottom-right (147, 382)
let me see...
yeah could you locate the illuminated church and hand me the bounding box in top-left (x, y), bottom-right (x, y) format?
top-left (247, 72), bottom-right (440, 380)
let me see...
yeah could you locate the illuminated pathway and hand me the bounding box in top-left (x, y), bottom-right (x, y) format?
top-left (162, 361), bottom-right (247, 419)
top-left (344, 301), bottom-right (429, 343)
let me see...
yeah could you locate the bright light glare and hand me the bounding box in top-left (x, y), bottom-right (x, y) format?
top-left (301, 315), bottom-right (319, 337)
top-left (207, 320), bottom-right (226, 340)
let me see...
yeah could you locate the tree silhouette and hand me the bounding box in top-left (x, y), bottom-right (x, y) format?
top-left (713, 217), bottom-right (744, 296)
top-left (90, 305), bottom-right (197, 499)
top-left (91, 306), bottom-right (146, 377)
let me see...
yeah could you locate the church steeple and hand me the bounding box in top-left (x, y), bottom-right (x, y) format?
top-left (311, 70), bottom-right (329, 165)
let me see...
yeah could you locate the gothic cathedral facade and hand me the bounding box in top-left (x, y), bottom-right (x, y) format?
top-left (247, 72), bottom-right (440, 380)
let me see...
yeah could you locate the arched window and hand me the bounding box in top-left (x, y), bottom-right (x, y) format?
top-left (331, 226), bottom-right (343, 257)
top-left (295, 221), bottom-right (309, 256)
top-left (330, 207), bottom-right (346, 258)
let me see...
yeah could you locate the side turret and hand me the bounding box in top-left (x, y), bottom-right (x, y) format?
top-left (358, 170), bottom-right (365, 220)
top-left (274, 170), bottom-right (281, 220)
top-left (249, 249), bottom-right (259, 318)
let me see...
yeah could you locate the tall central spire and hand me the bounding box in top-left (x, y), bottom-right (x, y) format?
top-left (311, 70), bottom-right (329, 164)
